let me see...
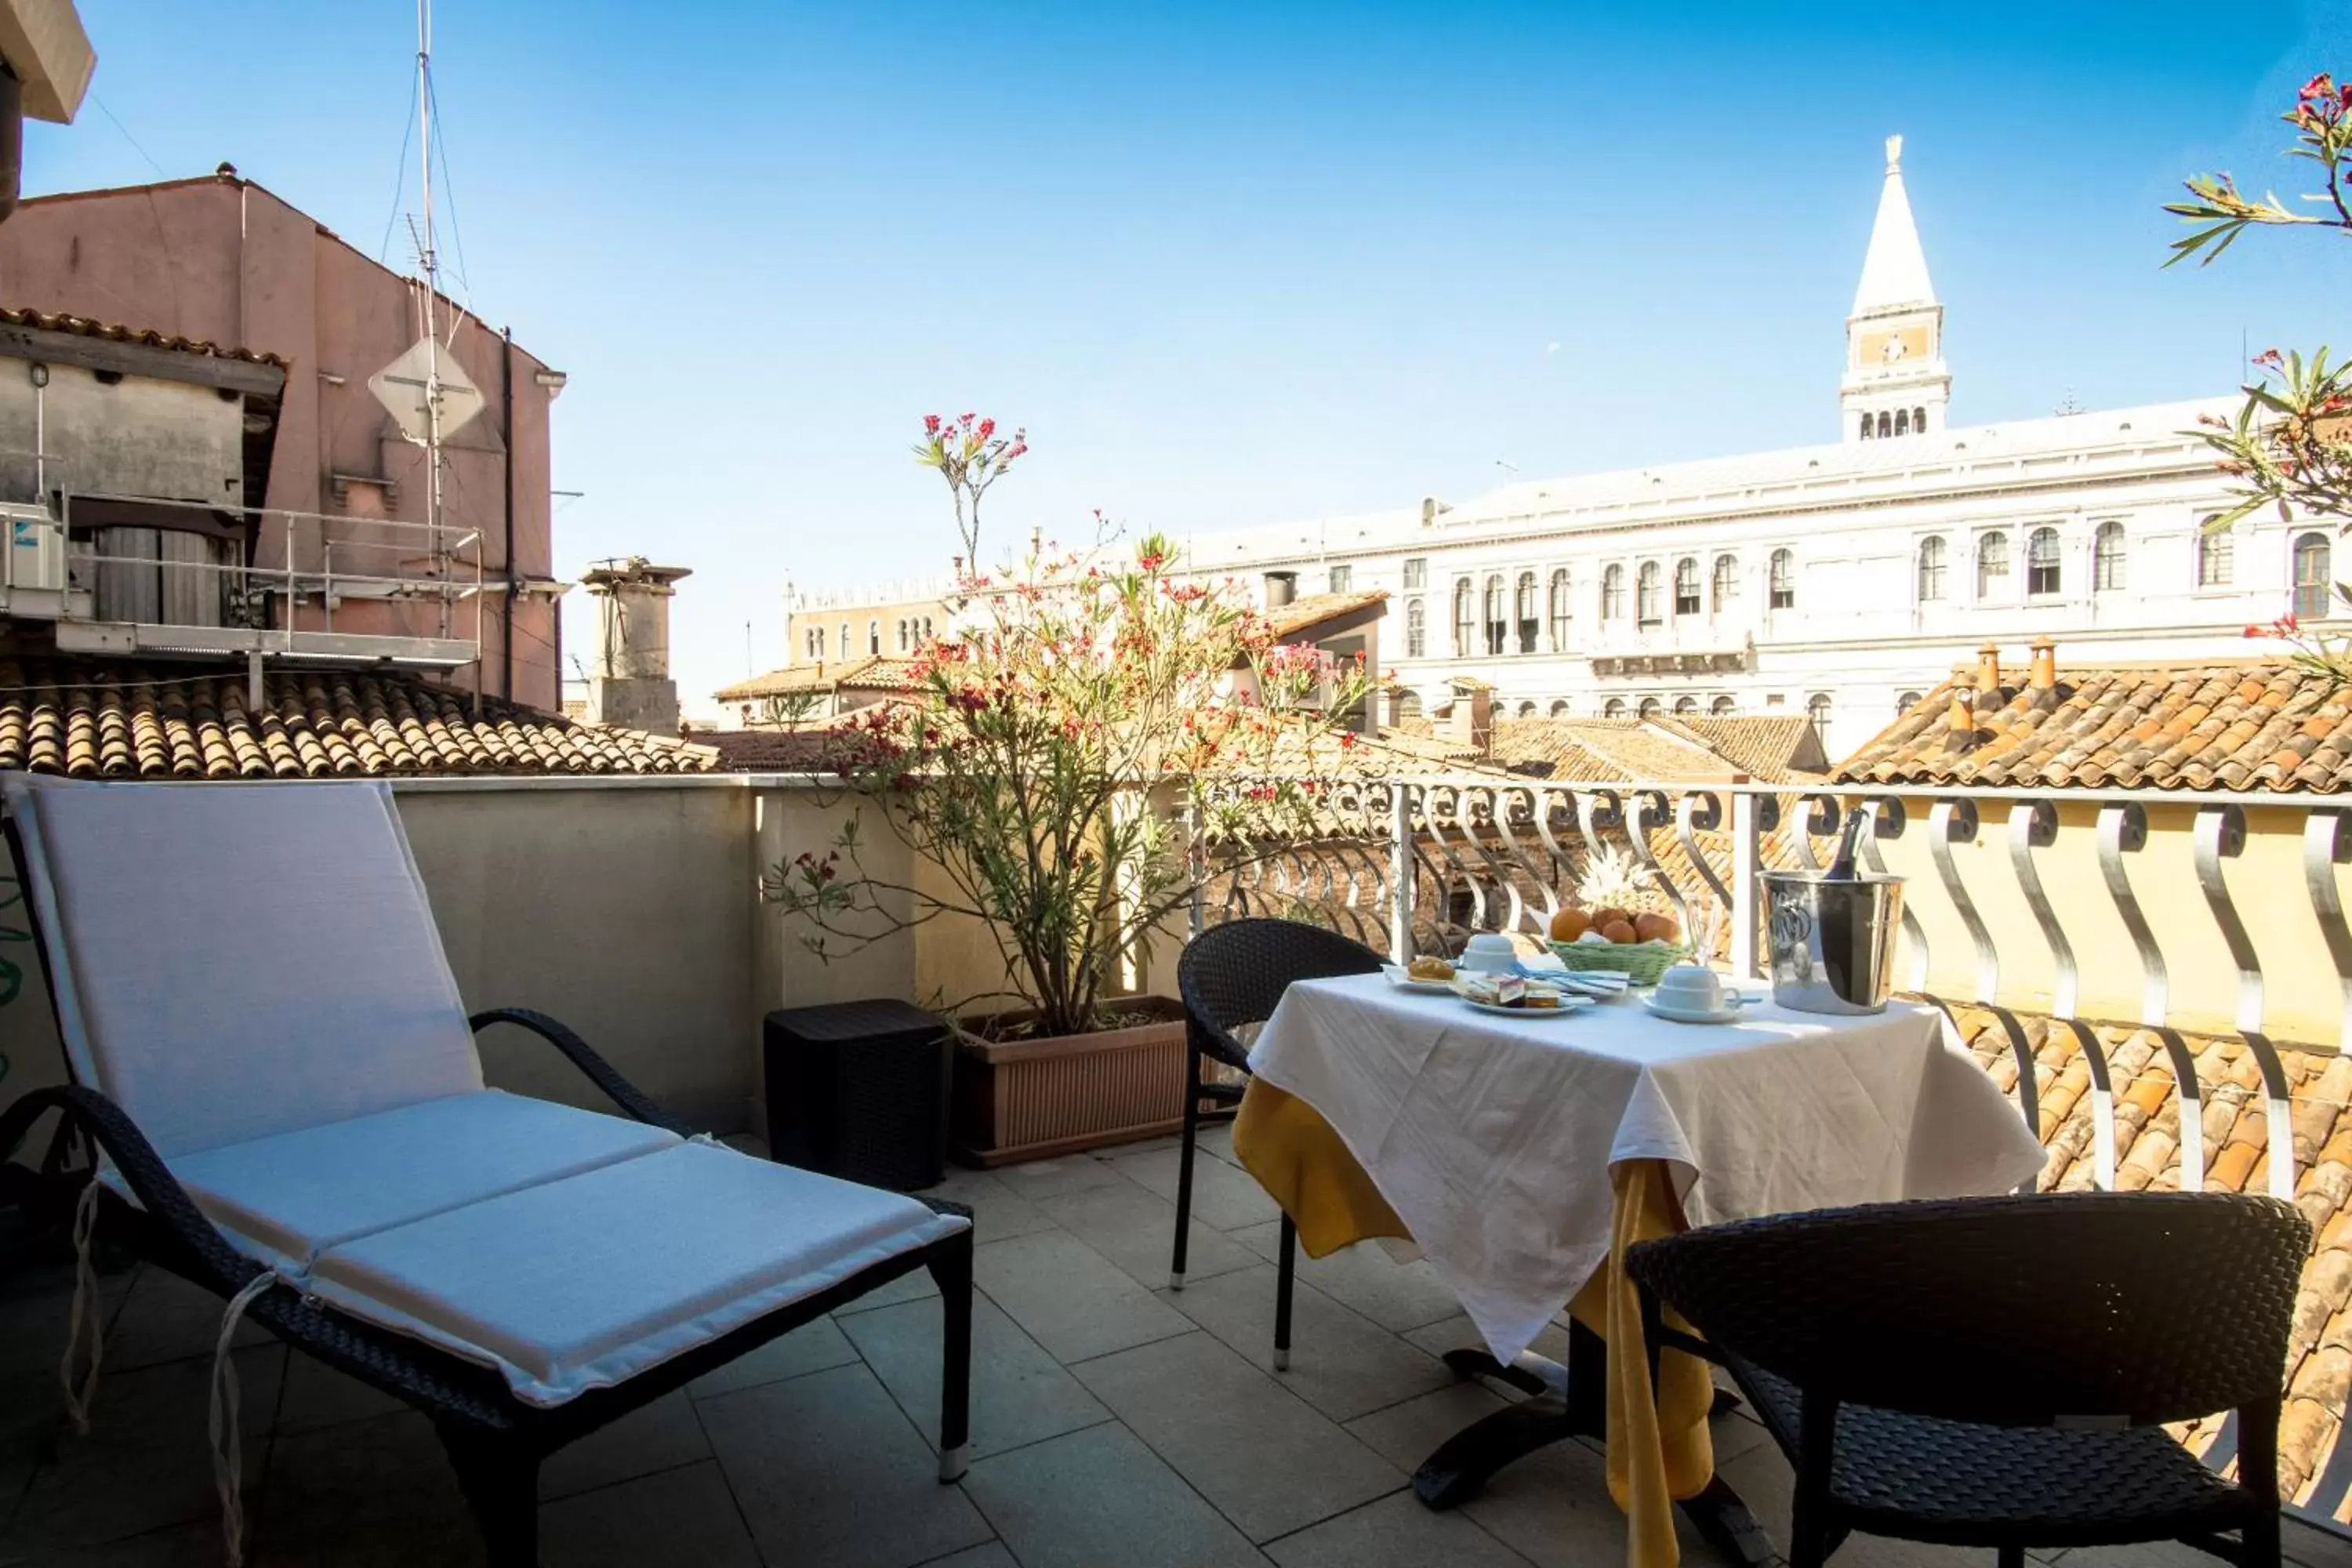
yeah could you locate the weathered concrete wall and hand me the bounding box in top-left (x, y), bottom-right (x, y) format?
top-left (0, 365), bottom-right (244, 507)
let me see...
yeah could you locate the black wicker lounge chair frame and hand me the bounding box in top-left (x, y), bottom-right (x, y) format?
top-left (0, 833), bottom-right (973, 1568)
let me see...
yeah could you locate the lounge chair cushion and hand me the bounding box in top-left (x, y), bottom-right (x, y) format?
top-left (305, 1142), bottom-right (967, 1406)
top-left (5, 776), bottom-right (482, 1156)
top-left (161, 1090), bottom-right (682, 1273)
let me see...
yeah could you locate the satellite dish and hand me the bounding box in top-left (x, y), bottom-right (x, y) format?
top-left (368, 334), bottom-right (485, 443)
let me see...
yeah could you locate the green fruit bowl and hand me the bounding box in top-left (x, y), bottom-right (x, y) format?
top-left (1547, 939), bottom-right (1690, 987)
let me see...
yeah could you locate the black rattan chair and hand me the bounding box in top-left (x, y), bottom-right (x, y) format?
top-left (1172, 916), bottom-right (1384, 1370)
top-left (1624, 1191), bottom-right (2310, 1568)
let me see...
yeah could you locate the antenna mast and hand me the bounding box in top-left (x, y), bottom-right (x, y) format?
top-left (416, 0), bottom-right (448, 632)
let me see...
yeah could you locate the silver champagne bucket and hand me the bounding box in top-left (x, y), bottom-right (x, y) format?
top-left (1760, 870), bottom-right (1904, 1014)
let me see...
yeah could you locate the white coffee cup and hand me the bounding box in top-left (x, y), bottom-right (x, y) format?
top-left (1652, 963), bottom-right (1726, 1015)
top-left (1458, 933), bottom-right (1518, 975)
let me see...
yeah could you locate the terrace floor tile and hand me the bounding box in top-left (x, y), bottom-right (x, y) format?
top-left (959, 1422), bottom-right (1268, 1568)
top-left (1069, 1330), bottom-right (1405, 1543)
top-left (837, 1291), bottom-right (1111, 1458)
top-left (971, 1229), bottom-right (1194, 1366)
top-left (1161, 1262), bottom-right (1456, 1423)
top-left (698, 1361), bottom-right (993, 1568)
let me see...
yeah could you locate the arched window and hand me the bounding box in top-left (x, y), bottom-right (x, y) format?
top-left (1672, 695), bottom-right (1698, 714)
top-left (2092, 521), bottom-right (2126, 593)
top-left (1915, 535), bottom-right (1947, 602)
top-left (1452, 579), bottom-right (1475, 656)
top-left (2197, 525), bottom-right (2234, 588)
top-left (1548, 568), bottom-right (1571, 651)
top-left (923, 616), bottom-right (934, 640)
top-left (868, 619), bottom-right (881, 655)
top-left (1483, 574), bottom-right (1507, 655)
top-left (1912, 406), bottom-right (1926, 434)
top-left (1768, 549), bottom-right (1795, 609)
top-left (1710, 695), bottom-right (1737, 716)
top-left (896, 619), bottom-right (909, 652)
top-left (1711, 554), bottom-right (1737, 612)
top-left (1673, 557), bottom-right (1700, 615)
top-left (1859, 412), bottom-right (1874, 441)
top-left (1601, 564), bottom-right (1626, 622)
top-left (805, 627), bottom-right (821, 659)
top-left (1515, 700), bottom-right (1537, 718)
top-left (1397, 691), bottom-right (1424, 720)
top-left (1638, 697), bottom-right (1663, 718)
top-left (2027, 527), bottom-right (2062, 596)
top-left (1976, 532), bottom-right (2009, 597)
top-left (1896, 690), bottom-right (1924, 713)
top-left (838, 622), bottom-right (851, 659)
top-left (1636, 562), bottom-right (1663, 624)
top-left (2296, 532), bottom-right (2333, 620)
top-left (1515, 571), bottom-right (1539, 653)
top-left (1602, 698), bottom-right (1628, 718)
top-left (1877, 412), bottom-right (1893, 438)
top-left (1405, 598), bottom-right (1427, 659)
top-left (1807, 692), bottom-right (1833, 750)
top-left (1894, 408), bottom-right (1910, 436)
top-left (1548, 699), bottom-right (1571, 717)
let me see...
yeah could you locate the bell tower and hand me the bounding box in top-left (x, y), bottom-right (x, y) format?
top-left (1842, 136), bottom-right (1949, 443)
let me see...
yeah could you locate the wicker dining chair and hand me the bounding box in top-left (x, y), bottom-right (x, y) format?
top-left (1172, 917), bottom-right (1385, 1369)
top-left (1624, 1190), bottom-right (2310, 1568)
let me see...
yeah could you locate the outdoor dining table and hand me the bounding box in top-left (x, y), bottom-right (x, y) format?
top-left (1229, 970), bottom-right (2048, 1568)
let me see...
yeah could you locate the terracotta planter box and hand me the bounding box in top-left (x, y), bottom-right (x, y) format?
top-left (949, 997), bottom-right (1188, 1167)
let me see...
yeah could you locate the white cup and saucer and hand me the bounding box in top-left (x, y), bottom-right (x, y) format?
top-left (1642, 964), bottom-right (1758, 1025)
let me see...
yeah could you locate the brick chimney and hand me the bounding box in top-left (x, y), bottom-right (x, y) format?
top-left (1263, 570), bottom-right (1298, 609)
top-left (1440, 687), bottom-right (1494, 753)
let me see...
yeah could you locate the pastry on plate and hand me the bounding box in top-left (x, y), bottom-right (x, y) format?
top-left (1406, 955), bottom-right (1455, 981)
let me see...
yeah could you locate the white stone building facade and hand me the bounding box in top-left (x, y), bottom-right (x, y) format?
top-left (1179, 140), bottom-right (2321, 761)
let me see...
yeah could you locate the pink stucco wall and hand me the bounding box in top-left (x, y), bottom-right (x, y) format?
top-left (0, 172), bottom-right (563, 710)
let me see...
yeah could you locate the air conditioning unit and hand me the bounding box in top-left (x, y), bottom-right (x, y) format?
top-left (0, 504), bottom-right (65, 591)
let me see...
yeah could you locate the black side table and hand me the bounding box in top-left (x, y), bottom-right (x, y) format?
top-left (763, 999), bottom-right (952, 1191)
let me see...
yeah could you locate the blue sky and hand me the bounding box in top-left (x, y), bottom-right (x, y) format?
top-left (26, 0), bottom-right (2352, 711)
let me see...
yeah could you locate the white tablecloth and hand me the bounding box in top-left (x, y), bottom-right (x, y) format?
top-left (1247, 975), bottom-right (2048, 1365)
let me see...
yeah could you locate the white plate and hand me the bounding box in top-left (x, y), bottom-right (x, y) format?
top-left (1381, 964), bottom-right (1458, 993)
top-left (1461, 994), bottom-right (1591, 1018)
top-left (1641, 995), bottom-right (1749, 1025)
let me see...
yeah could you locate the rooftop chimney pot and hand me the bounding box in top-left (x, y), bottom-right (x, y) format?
top-left (1976, 644), bottom-right (2002, 692)
top-left (2030, 637), bottom-right (2056, 691)
top-left (1264, 570), bottom-right (1298, 609)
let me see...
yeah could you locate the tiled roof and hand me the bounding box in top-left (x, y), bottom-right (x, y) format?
top-left (1654, 714), bottom-right (1828, 782)
top-left (699, 727), bottom-right (851, 772)
top-left (1490, 717), bottom-right (1747, 783)
top-left (713, 656), bottom-right (925, 704)
top-left (1265, 590), bottom-right (1387, 641)
top-left (1946, 1004), bottom-right (2352, 1519)
top-left (1835, 662), bottom-right (2352, 793)
top-left (0, 305), bottom-right (287, 368)
top-left (0, 659), bottom-right (713, 778)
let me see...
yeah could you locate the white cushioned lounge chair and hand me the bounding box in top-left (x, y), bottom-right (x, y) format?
top-left (0, 775), bottom-right (974, 1565)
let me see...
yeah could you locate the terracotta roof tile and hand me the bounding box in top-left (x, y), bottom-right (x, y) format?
top-left (1265, 590), bottom-right (1388, 641)
top-left (713, 655), bottom-right (925, 703)
top-left (1835, 660), bottom-right (2352, 794)
top-left (0, 659), bottom-right (712, 779)
top-left (0, 304), bottom-right (286, 368)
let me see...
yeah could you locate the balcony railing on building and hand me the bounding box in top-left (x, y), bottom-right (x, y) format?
top-left (0, 490), bottom-right (483, 667)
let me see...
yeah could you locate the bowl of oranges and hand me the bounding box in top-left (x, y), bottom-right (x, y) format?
top-left (1546, 905), bottom-right (1690, 986)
